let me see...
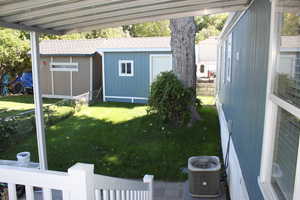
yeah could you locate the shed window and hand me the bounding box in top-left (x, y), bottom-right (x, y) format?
top-left (119, 60), bottom-right (134, 76)
top-left (50, 62), bottom-right (78, 72)
top-left (200, 64), bottom-right (205, 73)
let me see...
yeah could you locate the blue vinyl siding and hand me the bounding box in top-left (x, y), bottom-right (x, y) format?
top-left (104, 52), bottom-right (171, 103)
top-left (218, 0), bottom-right (271, 199)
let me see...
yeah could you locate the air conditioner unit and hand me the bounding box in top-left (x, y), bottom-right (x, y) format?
top-left (188, 156), bottom-right (221, 198)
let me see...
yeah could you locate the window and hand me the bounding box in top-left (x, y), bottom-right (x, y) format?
top-left (50, 62), bottom-right (78, 72)
top-left (226, 33), bottom-right (232, 82)
top-left (260, 0), bottom-right (300, 199)
top-left (119, 60), bottom-right (134, 76)
top-left (271, 108), bottom-right (299, 200)
top-left (200, 64), bottom-right (205, 73)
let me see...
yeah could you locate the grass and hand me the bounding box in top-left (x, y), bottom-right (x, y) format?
top-left (0, 95), bottom-right (60, 118)
top-left (198, 96), bottom-right (216, 105)
top-left (0, 102), bottom-right (221, 181)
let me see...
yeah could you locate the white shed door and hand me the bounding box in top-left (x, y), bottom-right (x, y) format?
top-left (150, 55), bottom-right (172, 83)
top-left (278, 55), bottom-right (296, 78)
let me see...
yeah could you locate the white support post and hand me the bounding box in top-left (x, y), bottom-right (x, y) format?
top-left (143, 175), bottom-right (154, 200)
top-left (68, 163), bottom-right (95, 200)
top-left (30, 31), bottom-right (48, 170)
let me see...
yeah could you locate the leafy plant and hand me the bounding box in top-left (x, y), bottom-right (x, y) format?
top-left (0, 28), bottom-right (31, 76)
top-left (0, 117), bottom-right (17, 145)
top-left (148, 71), bottom-right (200, 127)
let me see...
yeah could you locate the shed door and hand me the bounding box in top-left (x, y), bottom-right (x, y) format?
top-left (150, 55), bottom-right (172, 83)
top-left (278, 55), bottom-right (296, 78)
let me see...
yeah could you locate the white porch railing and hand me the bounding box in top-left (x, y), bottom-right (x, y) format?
top-left (0, 162), bottom-right (153, 200)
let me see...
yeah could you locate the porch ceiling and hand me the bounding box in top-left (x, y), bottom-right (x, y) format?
top-left (0, 0), bottom-right (250, 35)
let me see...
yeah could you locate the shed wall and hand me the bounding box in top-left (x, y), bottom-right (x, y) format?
top-left (72, 56), bottom-right (90, 96)
top-left (40, 55), bottom-right (100, 98)
top-left (104, 52), bottom-right (171, 102)
top-left (218, 0), bottom-right (271, 199)
top-left (40, 56), bottom-right (52, 95)
top-left (93, 53), bottom-right (102, 92)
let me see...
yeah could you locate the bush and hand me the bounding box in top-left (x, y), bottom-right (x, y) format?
top-left (0, 117), bottom-right (17, 146)
top-left (148, 71), bottom-right (199, 127)
top-left (0, 99), bottom-right (79, 150)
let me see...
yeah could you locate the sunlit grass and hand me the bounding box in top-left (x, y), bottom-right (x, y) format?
top-left (0, 95), bottom-right (59, 117)
top-left (198, 96), bottom-right (216, 105)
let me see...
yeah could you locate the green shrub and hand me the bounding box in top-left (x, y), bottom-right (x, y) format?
top-left (0, 117), bottom-right (17, 147)
top-left (0, 99), bottom-right (78, 149)
top-left (148, 71), bottom-right (199, 127)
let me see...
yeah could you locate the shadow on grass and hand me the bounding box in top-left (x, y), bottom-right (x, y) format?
top-left (0, 105), bottom-right (221, 182)
top-left (91, 101), bottom-right (146, 109)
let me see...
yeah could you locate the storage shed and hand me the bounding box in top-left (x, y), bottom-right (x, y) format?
top-left (98, 37), bottom-right (172, 104)
top-left (38, 39), bottom-right (103, 99)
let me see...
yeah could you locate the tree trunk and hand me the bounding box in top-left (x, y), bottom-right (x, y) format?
top-left (170, 17), bottom-right (201, 125)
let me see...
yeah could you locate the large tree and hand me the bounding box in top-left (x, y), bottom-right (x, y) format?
top-left (195, 14), bottom-right (228, 43)
top-left (0, 28), bottom-right (31, 77)
top-left (124, 20), bottom-right (170, 37)
top-left (170, 17), bottom-right (200, 125)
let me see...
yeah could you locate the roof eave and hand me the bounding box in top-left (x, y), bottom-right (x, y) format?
top-left (97, 48), bottom-right (171, 53)
top-left (0, 20), bottom-right (65, 35)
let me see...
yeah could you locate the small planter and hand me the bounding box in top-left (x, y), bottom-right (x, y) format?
top-left (17, 152), bottom-right (31, 167)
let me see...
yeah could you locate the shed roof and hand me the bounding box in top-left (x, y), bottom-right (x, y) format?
top-left (281, 36), bottom-right (300, 50)
top-left (0, 0), bottom-right (249, 35)
top-left (39, 37), bottom-right (171, 55)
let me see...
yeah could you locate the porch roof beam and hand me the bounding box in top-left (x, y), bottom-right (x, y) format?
top-left (18, 0), bottom-right (193, 26)
top-left (0, 0), bottom-right (250, 34)
top-left (56, 1), bottom-right (247, 31)
top-left (2, 0), bottom-right (125, 22)
top-left (0, 0), bottom-right (74, 16)
top-left (37, 0), bottom-right (246, 29)
top-left (0, 20), bottom-right (64, 35)
top-left (67, 5), bottom-right (246, 33)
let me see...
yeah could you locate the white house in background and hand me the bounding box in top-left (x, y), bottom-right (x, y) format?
top-left (196, 37), bottom-right (218, 79)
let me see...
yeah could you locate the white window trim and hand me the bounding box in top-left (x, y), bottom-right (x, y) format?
top-left (118, 60), bottom-right (134, 77)
top-left (50, 62), bottom-right (79, 72)
top-left (226, 33), bottom-right (233, 83)
top-left (222, 42), bottom-right (226, 84)
top-left (259, 0), bottom-right (300, 199)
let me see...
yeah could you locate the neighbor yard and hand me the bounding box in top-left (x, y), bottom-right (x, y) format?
top-left (0, 96), bottom-right (220, 181)
top-left (0, 95), bottom-right (59, 118)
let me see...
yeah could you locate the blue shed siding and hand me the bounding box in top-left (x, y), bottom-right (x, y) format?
top-left (104, 52), bottom-right (171, 102)
top-left (218, 0), bottom-right (271, 199)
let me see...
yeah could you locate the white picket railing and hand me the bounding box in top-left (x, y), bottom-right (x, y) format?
top-left (0, 162), bottom-right (153, 200)
top-left (94, 174), bottom-right (153, 200)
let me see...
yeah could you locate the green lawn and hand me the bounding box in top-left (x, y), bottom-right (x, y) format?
top-left (0, 102), bottom-right (221, 181)
top-left (0, 95), bottom-right (60, 118)
top-left (198, 96), bottom-right (216, 105)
